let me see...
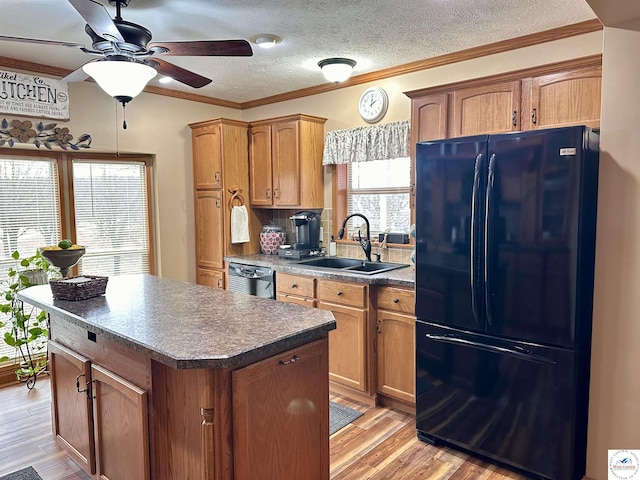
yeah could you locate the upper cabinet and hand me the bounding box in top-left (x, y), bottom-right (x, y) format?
top-left (406, 56), bottom-right (602, 141)
top-left (450, 80), bottom-right (521, 137)
top-left (249, 114), bottom-right (326, 209)
top-left (521, 64), bottom-right (602, 130)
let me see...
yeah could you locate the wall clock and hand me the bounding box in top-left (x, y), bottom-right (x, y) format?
top-left (358, 87), bottom-right (389, 123)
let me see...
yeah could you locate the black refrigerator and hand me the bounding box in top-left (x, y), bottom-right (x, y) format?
top-left (414, 126), bottom-right (599, 480)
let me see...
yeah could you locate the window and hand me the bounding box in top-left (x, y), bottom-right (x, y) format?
top-left (73, 160), bottom-right (151, 276)
top-left (0, 151), bottom-right (154, 365)
top-left (346, 157), bottom-right (411, 236)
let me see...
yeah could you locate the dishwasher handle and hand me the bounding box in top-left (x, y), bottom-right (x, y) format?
top-left (228, 263), bottom-right (274, 279)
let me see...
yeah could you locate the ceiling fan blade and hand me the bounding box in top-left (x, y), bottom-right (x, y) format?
top-left (60, 62), bottom-right (95, 83)
top-left (145, 58), bottom-right (212, 88)
top-left (0, 35), bottom-right (85, 49)
top-left (68, 0), bottom-right (125, 43)
top-left (148, 40), bottom-right (253, 57)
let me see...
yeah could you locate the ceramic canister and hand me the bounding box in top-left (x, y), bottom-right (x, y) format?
top-left (260, 223), bottom-right (286, 255)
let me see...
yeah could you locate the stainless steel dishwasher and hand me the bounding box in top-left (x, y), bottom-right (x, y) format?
top-left (227, 262), bottom-right (275, 299)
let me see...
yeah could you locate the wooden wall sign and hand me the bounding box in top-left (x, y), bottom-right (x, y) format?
top-left (0, 69), bottom-right (69, 121)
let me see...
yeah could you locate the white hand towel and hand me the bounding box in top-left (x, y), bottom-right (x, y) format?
top-left (231, 205), bottom-right (250, 244)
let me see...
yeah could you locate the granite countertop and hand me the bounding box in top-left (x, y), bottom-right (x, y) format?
top-left (226, 253), bottom-right (416, 288)
top-left (17, 274), bottom-right (336, 370)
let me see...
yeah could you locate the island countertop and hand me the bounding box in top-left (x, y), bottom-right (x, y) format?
top-left (18, 274), bottom-right (336, 369)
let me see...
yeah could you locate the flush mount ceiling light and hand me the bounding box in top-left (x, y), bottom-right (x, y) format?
top-left (83, 58), bottom-right (157, 107)
top-left (251, 34), bottom-right (282, 49)
top-left (318, 57), bottom-right (356, 83)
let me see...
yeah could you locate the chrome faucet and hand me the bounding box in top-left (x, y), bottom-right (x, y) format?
top-left (338, 213), bottom-right (372, 262)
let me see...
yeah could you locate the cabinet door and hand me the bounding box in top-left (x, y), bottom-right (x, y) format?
top-left (194, 190), bottom-right (224, 269)
top-left (233, 338), bottom-right (329, 480)
top-left (524, 65), bottom-right (602, 130)
top-left (92, 364), bottom-right (150, 480)
top-left (197, 267), bottom-right (225, 289)
top-left (193, 124), bottom-right (222, 189)
top-left (319, 301), bottom-right (367, 392)
top-left (249, 125), bottom-right (274, 206)
top-left (376, 310), bottom-right (416, 404)
top-left (451, 80), bottom-right (521, 136)
top-left (271, 120), bottom-right (301, 206)
top-left (49, 341), bottom-right (96, 476)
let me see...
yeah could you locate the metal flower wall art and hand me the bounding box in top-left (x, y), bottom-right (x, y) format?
top-left (0, 119), bottom-right (91, 150)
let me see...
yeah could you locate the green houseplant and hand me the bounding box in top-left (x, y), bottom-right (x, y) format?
top-left (0, 250), bottom-right (55, 389)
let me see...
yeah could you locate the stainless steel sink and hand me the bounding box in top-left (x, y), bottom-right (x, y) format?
top-left (294, 257), bottom-right (410, 275)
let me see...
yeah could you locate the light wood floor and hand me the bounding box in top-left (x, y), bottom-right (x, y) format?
top-left (0, 377), bottom-right (526, 479)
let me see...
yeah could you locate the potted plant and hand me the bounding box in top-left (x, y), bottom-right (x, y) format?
top-left (0, 249), bottom-right (55, 389)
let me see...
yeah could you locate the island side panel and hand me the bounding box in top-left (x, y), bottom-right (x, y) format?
top-left (150, 363), bottom-right (234, 480)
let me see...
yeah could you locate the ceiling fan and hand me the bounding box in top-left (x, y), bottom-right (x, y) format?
top-left (0, 0), bottom-right (253, 92)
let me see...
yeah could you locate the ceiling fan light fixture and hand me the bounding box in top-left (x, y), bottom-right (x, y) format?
top-left (252, 34), bottom-right (282, 49)
top-left (83, 60), bottom-right (157, 102)
top-left (318, 57), bottom-right (356, 83)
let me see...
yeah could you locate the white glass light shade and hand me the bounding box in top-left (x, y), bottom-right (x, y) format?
top-left (83, 61), bottom-right (157, 100)
top-left (318, 58), bottom-right (356, 83)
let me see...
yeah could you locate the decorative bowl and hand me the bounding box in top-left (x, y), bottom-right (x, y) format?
top-left (39, 247), bottom-right (86, 278)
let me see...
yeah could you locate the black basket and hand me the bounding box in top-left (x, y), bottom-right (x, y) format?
top-left (49, 276), bottom-right (108, 301)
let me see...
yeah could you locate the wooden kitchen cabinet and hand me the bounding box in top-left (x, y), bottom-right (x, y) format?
top-left (376, 287), bottom-right (416, 412)
top-left (249, 114), bottom-right (326, 209)
top-left (450, 80), bottom-right (521, 137)
top-left (190, 118), bottom-right (264, 289)
top-left (521, 64), bottom-right (602, 130)
top-left (232, 338), bottom-right (329, 480)
top-left (317, 280), bottom-right (368, 392)
top-left (406, 56), bottom-right (601, 142)
top-left (49, 341), bottom-right (150, 480)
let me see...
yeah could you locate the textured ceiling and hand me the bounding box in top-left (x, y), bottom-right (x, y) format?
top-left (0, 0), bottom-right (597, 104)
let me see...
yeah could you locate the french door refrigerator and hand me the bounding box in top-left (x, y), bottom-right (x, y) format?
top-left (414, 126), bottom-right (599, 480)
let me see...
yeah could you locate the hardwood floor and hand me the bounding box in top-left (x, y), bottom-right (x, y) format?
top-left (0, 378), bottom-right (526, 479)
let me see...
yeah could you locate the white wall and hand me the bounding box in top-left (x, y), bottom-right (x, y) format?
top-left (586, 24), bottom-right (640, 480)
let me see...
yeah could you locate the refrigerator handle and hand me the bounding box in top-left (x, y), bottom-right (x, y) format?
top-left (484, 154), bottom-right (497, 326)
top-left (470, 153), bottom-right (483, 325)
top-left (424, 334), bottom-right (557, 365)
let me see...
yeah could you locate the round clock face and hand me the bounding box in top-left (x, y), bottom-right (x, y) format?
top-left (358, 87), bottom-right (388, 123)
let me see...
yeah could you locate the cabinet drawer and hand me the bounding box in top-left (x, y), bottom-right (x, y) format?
top-left (317, 280), bottom-right (366, 308)
top-left (377, 286), bottom-right (415, 315)
top-left (277, 272), bottom-right (314, 298)
top-left (277, 293), bottom-right (316, 308)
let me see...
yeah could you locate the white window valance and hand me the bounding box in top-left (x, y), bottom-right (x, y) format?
top-left (322, 120), bottom-right (410, 165)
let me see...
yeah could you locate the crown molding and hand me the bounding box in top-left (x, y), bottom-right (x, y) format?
top-left (0, 19), bottom-right (602, 112)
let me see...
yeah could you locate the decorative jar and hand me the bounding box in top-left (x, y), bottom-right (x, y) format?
top-left (260, 223), bottom-right (286, 255)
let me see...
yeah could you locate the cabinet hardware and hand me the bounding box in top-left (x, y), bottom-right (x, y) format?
top-left (376, 321), bottom-right (381, 334)
top-left (273, 188), bottom-right (279, 199)
top-left (266, 188), bottom-right (271, 199)
top-left (76, 373), bottom-right (88, 394)
top-left (214, 172), bottom-right (220, 183)
top-left (215, 197), bottom-right (220, 208)
top-left (217, 278), bottom-right (223, 288)
top-left (393, 298), bottom-right (399, 303)
top-left (336, 291), bottom-right (343, 296)
top-left (512, 111), bottom-right (517, 127)
top-left (291, 283), bottom-right (297, 288)
top-left (531, 108), bottom-right (537, 125)
top-left (279, 354), bottom-right (299, 365)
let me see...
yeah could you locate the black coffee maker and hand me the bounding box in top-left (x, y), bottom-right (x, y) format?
top-left (290, 211), bottom-right (320, 251)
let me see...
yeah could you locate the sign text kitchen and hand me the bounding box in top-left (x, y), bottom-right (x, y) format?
top-left (0, 70), bottom-right (69, 121)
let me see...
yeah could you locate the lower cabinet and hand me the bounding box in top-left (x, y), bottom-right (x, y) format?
top-left (276, 272), bottom-right (316, 307)
top-left (317, 280), bottom-right (368, 393)
top-left (197, 267), bottom-right (225, 289)
top-left (376, 287), bottom-right (416, 409)
top-left (232, 338), bottom-right (329, 480)
top-left (49, 341), bottom-right (150, 480)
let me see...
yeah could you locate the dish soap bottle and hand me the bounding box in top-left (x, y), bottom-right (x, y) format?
top-left (329, 235), bottom-right (337, 257)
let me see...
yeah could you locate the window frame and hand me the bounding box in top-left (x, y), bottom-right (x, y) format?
top-left (333, 161), bottom-right (415, 247)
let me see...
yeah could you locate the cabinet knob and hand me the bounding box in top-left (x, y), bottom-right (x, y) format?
top-left (291, 283), bottom-right (297, 288)
top-left (336, 291), bottom-right (343, 296)
top-left (393, 298), bottom-right (399, 303)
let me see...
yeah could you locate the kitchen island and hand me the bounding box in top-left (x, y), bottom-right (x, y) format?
top-left (18, 274), bottom-right (336, 480)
